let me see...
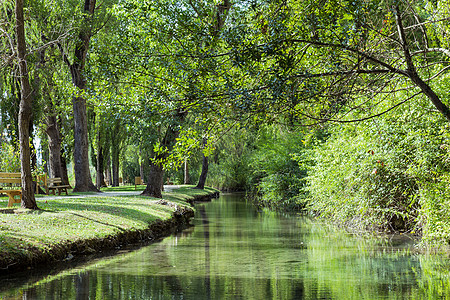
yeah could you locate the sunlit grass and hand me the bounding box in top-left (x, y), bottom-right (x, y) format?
top-left (0, 185), bottom-right (217, 268)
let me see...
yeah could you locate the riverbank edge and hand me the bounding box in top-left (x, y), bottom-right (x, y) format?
top-left (0, 188), bottom-right (219, 275)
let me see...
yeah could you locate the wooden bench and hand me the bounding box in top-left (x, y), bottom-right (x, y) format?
top-left (46, 177), bottom-right (71, 195)
top-left (37, 174), bottom-right (71, 195)
top-left (135, 176), bottom-right (144, 190)
top-left (0, 172), bottom-right (22, 207)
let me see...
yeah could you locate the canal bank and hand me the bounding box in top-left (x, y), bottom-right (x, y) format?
top-left (4, 193), bottom-right (447, 299)
top-left (0, 186), bottom-right (219, 274)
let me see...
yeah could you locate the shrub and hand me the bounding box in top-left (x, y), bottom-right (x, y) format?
top-left (0, 142), bottom-right (20, 172)
top-left (306, 112), bottom-right (450, 234)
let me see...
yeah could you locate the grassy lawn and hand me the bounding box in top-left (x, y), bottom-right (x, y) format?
top-left (0, 185), bottom-right (218, 271)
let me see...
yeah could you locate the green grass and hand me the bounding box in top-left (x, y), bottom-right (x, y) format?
top-left (0, 185), bottom-right (218, 270)
top-left (100, 184), bottom-right (146, 192)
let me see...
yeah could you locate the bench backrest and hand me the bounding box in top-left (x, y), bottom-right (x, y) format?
top-left (135, 176), bottom-right (143, 185)
top-left (0, 172), bottom-right (21, 184)
top-left (47, 178), bottom-right (63, 186)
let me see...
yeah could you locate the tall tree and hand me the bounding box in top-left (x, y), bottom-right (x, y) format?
top-left (59, 0), bottom-right (99, 192)
top-left (15, 0), bottom-right (37, 209)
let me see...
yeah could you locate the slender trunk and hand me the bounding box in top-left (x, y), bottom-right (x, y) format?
top-left (111, 123), bottom-right (121, 187)
top-left (139, 147), bottom-right (145, 183)
top-left (105, 155), bottom-right (112, 186)
top-left (195, 138), bottom-right (209, 190)
top-left (140, 161), bottom-right (145, 183)
top-left (60, 150), bottom-right (70, 186)
top-left (184, 158), bottom-right (191, 184)
top-left (96, 145), bottom-right (104, 188)
top-left (30, 127), bottom-right (37, 173)
top-left (16, 0), bottom-right (37, 209)
top-left (112, 149), bottom-right (119, 187)
top-left (42, 146), bottom-right (49, 175)
top-left (46, 112), bottom-right (63, 179)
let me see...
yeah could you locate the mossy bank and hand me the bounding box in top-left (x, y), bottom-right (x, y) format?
top-left (0, 185), bottom-right (219, 274)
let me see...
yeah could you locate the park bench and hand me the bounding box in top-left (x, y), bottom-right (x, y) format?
top-left (46, 178), bottom-right (71, 195)
top-left (135, 176), bottom-right (144, 190)
top-left (37, 174), bottom-right (70, 195)
top-left (0, 172), bottom-right (22, 207)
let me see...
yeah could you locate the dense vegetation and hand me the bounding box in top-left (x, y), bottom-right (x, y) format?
top-left (1, 0), bottom-right (450, 245)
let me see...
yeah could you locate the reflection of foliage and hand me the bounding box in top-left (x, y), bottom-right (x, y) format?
top-left (7, 195), bottom-right (450, 299)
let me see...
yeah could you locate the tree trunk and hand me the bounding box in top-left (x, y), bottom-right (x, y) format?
top-left (195, 138), bottom-right (209, 190)
top-left (105, 154), bottom-right (112, 186)
top-left (184, 158), bottom-right (191, 184)
top-left (60, 150), bottom-right (70, 186)
top-left (72, 94), bottom-right (97, 191)
top-left (66, 0), bottom-right (98, 192)
top-left (142, 109), bottom-right (187, 198)
top-left (96, 144), bottom-right (105, 188)
top-left (139, 147), bottom-right (145, 183)
top-left (140, 161), bottom-right (145, 183)
top-left (111, 148), bottom-right (119, 187)
top-left (46, 112), bottom-right (63, 179)
top-left (42, 146), bottom-right (49, 175)
top-left (15, 0), bottom-right (37, 209)
top-left (110, 120), bottom-right (122, 187)
top-left (145, 162), bottom-right (165, 198)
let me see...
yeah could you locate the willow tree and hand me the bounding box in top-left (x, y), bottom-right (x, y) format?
top-left (15, 0), bottom-right (38, 209)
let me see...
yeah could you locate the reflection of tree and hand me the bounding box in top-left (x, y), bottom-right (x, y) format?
top-left (10, 195), bottom-right (450, 298)
top-left (199, 205), bottom-right (211, 300)
top-left (75, 272), bottom-right (90, 300)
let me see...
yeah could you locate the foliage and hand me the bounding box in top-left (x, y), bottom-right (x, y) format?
top-left (0, 142), bottom-right (20, 172)
top-left (247, 125), bottom-right (309, 210)
top-left (306, 99), bottom-right (450, 233)
top-left (206, 126), bottom-right (254, 191)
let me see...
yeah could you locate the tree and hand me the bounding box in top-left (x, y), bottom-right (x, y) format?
top-left (225, 0), bottom-right (450, 126)
top-left (15, 0), bottom-right (37, 209)
top-left (142, 109), bottom-right (187, 198)
top-left (57, 0), bottom-right (114, 192)
top-left (195, 137), bottom-right (209, 189)
top-left (103, 0), bottom-right (235, 197)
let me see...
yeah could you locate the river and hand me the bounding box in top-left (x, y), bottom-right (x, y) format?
top-left (2, 193), bottom-right (450, 299)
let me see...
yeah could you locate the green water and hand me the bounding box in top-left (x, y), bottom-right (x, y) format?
top-left (2, 194), bottom-right (450, 299)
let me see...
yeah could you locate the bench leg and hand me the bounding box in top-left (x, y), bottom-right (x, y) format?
top-left (7, 194), bottom-right (21, 207)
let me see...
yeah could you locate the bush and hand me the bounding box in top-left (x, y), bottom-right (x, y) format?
top-left (306, 111), bottom-right (450, 234)
top-left (0, 142), bottom-right (20, 172)
top-left (247, 126), bottom-right (309, 210)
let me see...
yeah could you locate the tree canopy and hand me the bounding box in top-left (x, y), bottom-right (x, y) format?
top-left (1, 0), bottom-right (450, 243)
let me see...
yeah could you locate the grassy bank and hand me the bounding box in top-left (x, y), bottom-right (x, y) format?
top-left (0, 185), bottom-right (219, 273)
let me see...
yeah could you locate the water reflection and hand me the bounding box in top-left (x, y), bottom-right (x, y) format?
top-left (2, 194), bottom-right (450, 299)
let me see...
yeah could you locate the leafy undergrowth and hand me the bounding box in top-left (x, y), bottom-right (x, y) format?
top-left (0, 185), bottom-right (218, 272)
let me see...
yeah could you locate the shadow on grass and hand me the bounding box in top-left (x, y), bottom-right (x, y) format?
top-left (44, 199), bottom-right (174, 226)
